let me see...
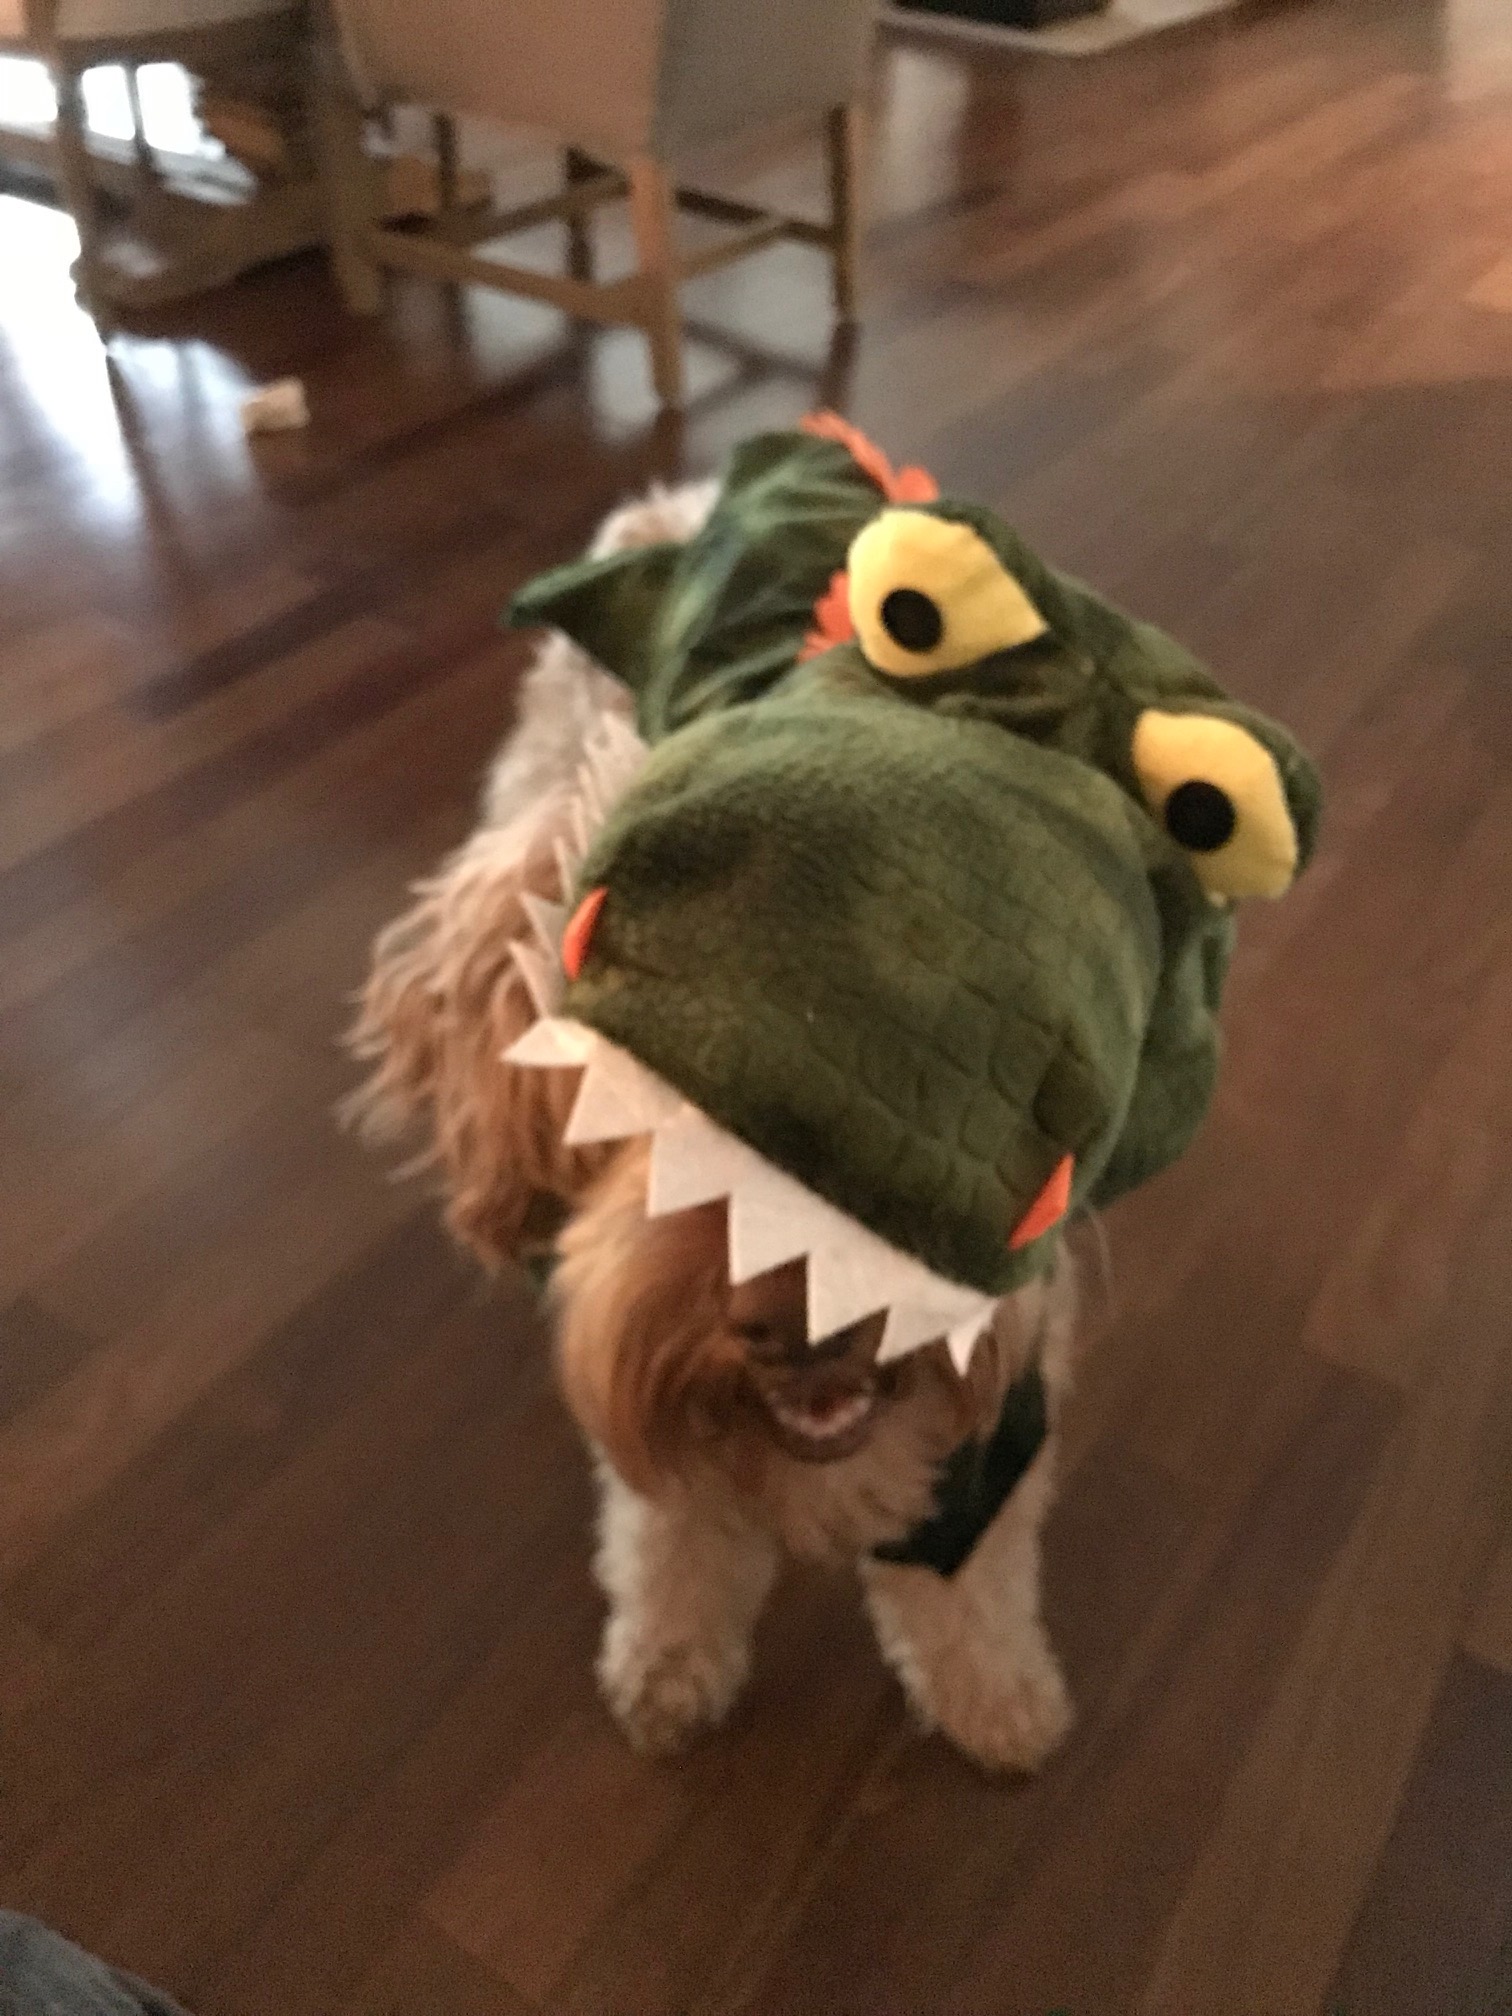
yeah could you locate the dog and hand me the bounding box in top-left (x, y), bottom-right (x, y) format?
top-left (348, 483), bottom-right (1080, 1773)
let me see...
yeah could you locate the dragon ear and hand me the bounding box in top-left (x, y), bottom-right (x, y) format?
top-left (509, 543), bottom-right (682, 695)
top-left (1132, 707), bottom-right (1321, 899)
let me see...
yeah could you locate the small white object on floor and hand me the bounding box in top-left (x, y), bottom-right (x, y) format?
top-left (240, 378), bottom-right (309, 435)
top-left (885, 0), bottom-right (1238, 58)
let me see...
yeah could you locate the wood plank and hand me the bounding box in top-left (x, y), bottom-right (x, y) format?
top-left (1, 2), bottom-right (1509, 2009)
top-left (0, 1087), bottom-right (414, 1584)
top-left (1465, 251), bottom-right (1512, 311)
top-left (4, 1212), bottom-right (466, 1652)
top-left (735, 1355), bottom-right (1395, 2016)
top-left (0, 614), bottom-right (405, 871)
top-left (553, 1569), bottom-right (897, 2016)
top-left (207, 1507), bottom-right (600, 2016)
top-left (0, 632), bottom-right (515, 1065)
top-left (1108, 710), bottom-right (1512, 1480)
top-left (125, 505), bottom-right (524, 724)
top-left (0, 563), bottom-right (322, 744)
top-left (426, 1706), bottom-right (697, 2005)
top-left (0, 617), bottom-right (148, 757)
top-left (0, 612), bottom-right (441, 920)
top-left (0, 989), bottom-right (305, 1295)
top-left (27, 1049), bottom-right (357, 1347)
top-left (0, 1297), bottom-right (99, 1429)
top-left (707, 1445), bottom-right (1191, 2016)
top-left (1134, 1178), bottom-right (1512, 2015)
top-left (1304, 955), bottom-right (1512, 1390)
top-left (0, 1288), bottom-right (579, 1990)
top-left (0, 1604), bottom-right (64, 1724)
top-left (1327, 1652), bottom-right (1512, 2016)
top-left (1463, 1539), bottom-right (1512, 1678)
top-left (1057, 637), bottom-right (1489, 1489)
top-left (0, 625), bottom-right (509, 1035)
top-left (342, 1916), bottom-right (537, 2016)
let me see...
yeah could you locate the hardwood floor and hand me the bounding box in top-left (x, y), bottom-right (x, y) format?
top-left (2, 0), bottom-right (1511, 2008)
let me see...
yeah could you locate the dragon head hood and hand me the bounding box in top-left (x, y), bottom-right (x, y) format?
top-left (504, 417), bottom-right (1321, 1361)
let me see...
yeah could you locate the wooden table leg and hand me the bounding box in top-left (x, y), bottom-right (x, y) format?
top-left (825, 102), bottom-right (864, 323)
top-left (627, 153), bottom-right (684, 409)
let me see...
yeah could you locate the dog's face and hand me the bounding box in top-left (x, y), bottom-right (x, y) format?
top-left (551, 1144), bottom-right (1023, 1502)
top-left (726, 1264), bottom-right (895, 1465)
top-left (347, 784), bottom-right (1028, 1510)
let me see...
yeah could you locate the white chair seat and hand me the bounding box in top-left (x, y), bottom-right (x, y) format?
top-left (56, 0), bottom-right (290, 38)
top-left (0, 0), bottom-right (289, 49)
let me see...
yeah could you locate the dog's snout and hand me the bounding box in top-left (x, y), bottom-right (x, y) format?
top-left (806, 1314), bottom-right (883, 1363)
top-left (729, 1265), bottom-right (886, 1367)
top-left (727, 1245), bottom-right (889, 1369)
top-left (737, 1316), bottom-right (858, 1366)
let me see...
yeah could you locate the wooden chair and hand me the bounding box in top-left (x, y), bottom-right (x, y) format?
top-left (312, 0), bottom-right (876, 406)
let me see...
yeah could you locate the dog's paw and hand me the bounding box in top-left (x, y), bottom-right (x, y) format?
top-left (926, 1637), bottom-right (1074, 1775)
top-left (597, 1619), bottom-right (748, 1756)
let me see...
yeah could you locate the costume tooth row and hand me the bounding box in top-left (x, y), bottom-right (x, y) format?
top-left (504, 1017), bottom-right (994, 1366)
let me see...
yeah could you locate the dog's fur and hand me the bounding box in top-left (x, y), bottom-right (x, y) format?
top-left (347, 483), bottom-right (1079, 1772)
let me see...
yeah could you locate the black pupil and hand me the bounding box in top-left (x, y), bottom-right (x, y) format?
top-left (1164, 779), bottom-right (1237, 853)
top-left (879, 587), bottom-right (944, 653)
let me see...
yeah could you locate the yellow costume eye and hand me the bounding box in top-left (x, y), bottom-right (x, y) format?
top-left (1132, 710), bottom-right (1300, 899)
top-left (846, 510), bottom-right (1048, 678)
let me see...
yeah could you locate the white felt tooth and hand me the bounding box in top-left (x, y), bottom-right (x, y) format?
top-left (805, 1234), bottom-right (894, 1343)
top-left (564, 1040), bottom-right (682, 1146)
top-left (503, 1016), bottom-right (598, 1068)
top-left (947, 1311), bottom-right (992, 1374)
top-left (542, 1061), bottom-right (1001, 1371)
top-left (726, 1160), bottom-right (827, 1284)
top-left (521, 892), bottom-right (567, 961)
top-left (647, 1107), bottom-right (759, 1216)
top-left (510, 940), bottom-right (561, 1020)
top-left (877, 1279), bottom-right (990, 1363)
top-left (877, 1301), bottom-right (951, 1362)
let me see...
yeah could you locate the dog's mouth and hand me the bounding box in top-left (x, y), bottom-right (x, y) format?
top-left (748, 1364), bottom-right (891, 1463)
top-left (763, 1382), bottom-right (878, 1459)
top-left (731, 1295), bottom-right (897, 1464)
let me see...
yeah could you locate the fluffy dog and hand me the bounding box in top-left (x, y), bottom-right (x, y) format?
top-left (348, 484), bottom-right (1079, 1774)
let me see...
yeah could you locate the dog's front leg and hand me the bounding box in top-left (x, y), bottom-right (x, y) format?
top-left (592, 1459), bottom-right (778, 1755)
top-left (859, 1444), bottom-right (1072, 1774)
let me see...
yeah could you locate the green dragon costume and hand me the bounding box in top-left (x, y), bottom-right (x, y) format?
top-left (501, 415), bottom-right (1321, 1572)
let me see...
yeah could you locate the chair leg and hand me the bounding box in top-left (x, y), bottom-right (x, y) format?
top-left (307, 34), bottom-right (383, 315)
top-left (52, 65), bottom-right (109, 323)
top-left (123, 61), bottom-right (154, 175)
top-left (432, 111), bottom-right (458, 213)
top-left (564, 146), bottom-right (597, 283)
top-left (824, 102), bottom-right (864, 323)
top-left (627, 153), bottom-right (683, 409)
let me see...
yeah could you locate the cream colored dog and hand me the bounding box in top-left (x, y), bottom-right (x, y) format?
top-left (348, 483), bottom-right (1078, 1773)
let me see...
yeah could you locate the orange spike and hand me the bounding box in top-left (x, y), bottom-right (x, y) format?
top-left (561, 886), bottom-right (608, 981)
top-left (798, 568), bottom-right (856, 662)
top-left (800, 411), bottom-right (940, 505)
top-left (1008, 1153), bottom-right (1074, 1251)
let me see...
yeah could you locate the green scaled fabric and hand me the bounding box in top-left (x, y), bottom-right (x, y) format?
top-left (513, 431), bottom-right (888, 737)
top-left (509, 426), bottom-right (1322, 1299)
